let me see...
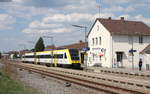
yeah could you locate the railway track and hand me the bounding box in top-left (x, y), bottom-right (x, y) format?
top-left (85, 68), bottom-right (150, 80)
top-left (3, 61), bottom-right (149, 94)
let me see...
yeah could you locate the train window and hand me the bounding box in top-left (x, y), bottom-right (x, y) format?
top-left (69, 49), bottom-right (79, 60)
top-left (25, 55), bottom-right (34, 58)
top-left (54, 54), bottom-right (63, 59)
top-left (38, 55), bottom-right (52, 58)
top-left (58, 54), bottom-right (63, 58)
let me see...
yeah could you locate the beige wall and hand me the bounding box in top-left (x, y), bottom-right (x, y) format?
top-left (88, 20), bottom-right (111, 67)
top-left (88, 20), bottom-right (150, 69)
top-left (112, 35), bottom-right (150, 69)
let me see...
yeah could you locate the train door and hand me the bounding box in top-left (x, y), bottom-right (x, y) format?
top-left (63, 53), bottom-right (68, 64)
top-left (81, 53), bottom-right (84, 64)
top-left (116, 52), bottom-right (123, 67)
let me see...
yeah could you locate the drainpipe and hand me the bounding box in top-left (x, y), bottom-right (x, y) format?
top-left (111, 35), bottom-right (114, 68)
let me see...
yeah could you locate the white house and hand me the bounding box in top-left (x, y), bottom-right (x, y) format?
top-left (140, 44), bottom-right (150, 70)
top-left (87, 17), bottom-right (150, 70)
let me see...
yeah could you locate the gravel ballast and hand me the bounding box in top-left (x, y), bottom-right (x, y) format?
top-left (17, 68), bottom-right (106, 94)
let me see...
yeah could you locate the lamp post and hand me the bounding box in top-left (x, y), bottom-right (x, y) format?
top-left (43, 36), bottom-right (55, 67)
top-left (131, 35), bottom-right (134, 70)
top-left (72, 25), bottom-right (87, 43)
top-left (72, 25), bottom-right (88, 67)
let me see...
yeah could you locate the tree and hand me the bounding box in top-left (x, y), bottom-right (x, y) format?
top-left (13, 53), bottom-right (18, 59)
top-left (34, 37), bottom-right (45, 52)
top-left (0, 52), bottom-right (1, 59)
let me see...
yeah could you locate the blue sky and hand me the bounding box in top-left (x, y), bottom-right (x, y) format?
top-left (0, 0), bottom-right (150, 52)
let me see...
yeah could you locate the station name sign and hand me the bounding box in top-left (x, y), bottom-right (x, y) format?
top-left (92, 47), bottom-right (106, 52)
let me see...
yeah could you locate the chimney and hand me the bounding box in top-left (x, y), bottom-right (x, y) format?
top-left (79, 40), bottom-right (83, 43)
top-left (120, 17), bottom-right (124, 20)
top-left (108, 17), bottom-right (111, 20)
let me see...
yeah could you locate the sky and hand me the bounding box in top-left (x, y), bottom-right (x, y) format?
top-left (0, 0), bottom-right (150, 52)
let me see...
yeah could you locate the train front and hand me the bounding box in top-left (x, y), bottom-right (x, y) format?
top-left (69, 49), bottom-right (81, 68)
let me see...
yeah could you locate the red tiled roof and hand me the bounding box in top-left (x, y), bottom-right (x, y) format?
top-left (45, 41), bottom-right (88, 51)
top-left (88, 18), bottom-right (150, 36)
top-left (57, 42), bottom-right (88, 50)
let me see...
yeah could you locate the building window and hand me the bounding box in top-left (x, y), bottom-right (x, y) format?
top-left (139, 35), bottom-right (143, 44)
top-left (99, 37), bottom-right (101, 45)
top-left (96, 37), bottom-right (98, 45)
top-left (92, 38), bottom-right (94, 45)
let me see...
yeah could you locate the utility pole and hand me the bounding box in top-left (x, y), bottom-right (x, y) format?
top-left (28, 41), bottom-right (36, 64)
top-left (72, 25), bottom-right (88, 67)
top-left (43, 36), bottom-right (55, 67)
top-left (131, 35), bottom-right (134, 70)
top-left (18, 44), bottom-right (26, 60)
top-left (97, 0), bottom-right (101, 18)
top-left (72, 25), bottom-right (87, 44)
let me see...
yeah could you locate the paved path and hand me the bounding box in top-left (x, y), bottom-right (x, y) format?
top-left (85, 67), bottom-right (150, 75)
top-left (0, 62), bottom-right (4, 68)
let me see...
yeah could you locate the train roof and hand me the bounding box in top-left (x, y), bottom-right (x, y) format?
top-left (24, 48), bottom-right (79, 55)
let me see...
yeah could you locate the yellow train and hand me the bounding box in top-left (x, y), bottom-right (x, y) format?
top-left (22, 48), bottom-right (81, 68)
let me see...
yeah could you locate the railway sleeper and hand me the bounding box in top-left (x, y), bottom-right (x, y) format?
top-left (10, 63), bottom-right (150, 94)
top-left (136, 84), bottom-right (144, 87)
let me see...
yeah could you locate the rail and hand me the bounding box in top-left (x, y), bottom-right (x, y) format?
top-left (4, 61), bottom-right (149, 94)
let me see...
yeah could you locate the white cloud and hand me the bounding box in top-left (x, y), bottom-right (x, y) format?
top-left (22, 12), bottom-right (117, 34)
top-left (29, 20), bottom-right (62, 29)
top-left (116, 14), bottom-right (150, 25)
top-left (22, 27), bottom-right (71, 34)
top-left (2, 0), bottom-right (150, 52)
top-left (103, 6), bottom-right (134, 13)
top-left (51, 28), bottom-right (71, 33)
top-left (7, 5), bottom-right (54, 19)
top-left (102, 0), bottom-right (132, 5)
top-left (135, 15), bottom-right (150, 24)
top-left (0, 3), bottom-right (55, 19)
top-left (0, 14), bottom-right (15, 30)
top-left (92, 13), bottom-right (115, 20)
top-left (13, 0), bottom-right (24, 3)
top-left (43, 13), bottom-right (93, 23)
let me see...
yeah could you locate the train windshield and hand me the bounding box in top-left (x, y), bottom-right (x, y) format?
top-left (69, 49), bottom-right (80, 60)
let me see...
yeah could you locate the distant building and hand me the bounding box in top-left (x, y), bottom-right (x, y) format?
top-left (45, 40), bottom-right (87, 51)
top-left (87, 17), bottom-right (150, 70)
top-left (2, 53), bottom-right (9, 59)
top-left (57, 40), bottom-right (87, 50)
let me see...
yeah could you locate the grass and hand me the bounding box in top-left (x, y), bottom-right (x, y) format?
top-left (0, 71), bottom-right (41, 94)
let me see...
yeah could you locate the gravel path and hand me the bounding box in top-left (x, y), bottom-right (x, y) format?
top-left (17, 68), bottom-right (106, 94)
top-left (0, 63), bottom-right (4, 68)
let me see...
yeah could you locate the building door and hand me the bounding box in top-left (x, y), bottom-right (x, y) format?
top-left (81, 53), bottom-right (84, 64)
top-left (116, 52), bottom-right (123, 67)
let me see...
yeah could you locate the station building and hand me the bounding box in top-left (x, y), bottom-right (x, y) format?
top-left (87, 17), bottom-right (150, 70)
